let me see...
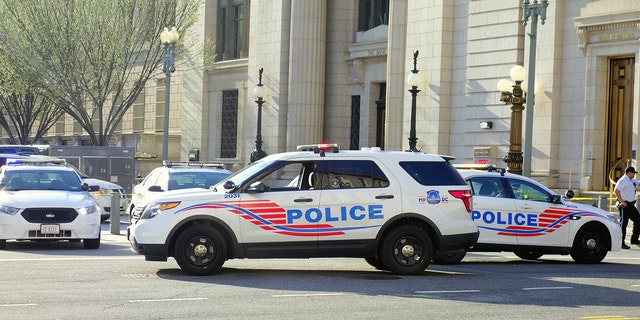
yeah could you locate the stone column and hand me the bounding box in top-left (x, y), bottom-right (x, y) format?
top-left (385, 0), bottom-right (408, 151)
top-left (286, 0), bottom-right (326, 151)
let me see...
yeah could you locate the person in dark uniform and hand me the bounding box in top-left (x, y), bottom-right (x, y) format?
top-left (614, 166), bottom-right (640, 249)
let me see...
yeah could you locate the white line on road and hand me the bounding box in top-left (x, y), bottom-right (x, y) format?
top-left (522, 286), bottom-right (573, 291)
top-left (129, 298), bottom-right (209, 303)
top-left (0, 304), bottom-right (38, 307)
top-left (414, 290), bottom-right (481, 294)
top-left (0, 256), bottom-right (140, 262)
top-left (272, 293), bottom-right (344, 298)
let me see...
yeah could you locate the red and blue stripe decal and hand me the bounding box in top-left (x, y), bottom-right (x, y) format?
top-left (177, 200), bottom-right (380, 237)
top-left (479, 207), bottom-right (598, 237)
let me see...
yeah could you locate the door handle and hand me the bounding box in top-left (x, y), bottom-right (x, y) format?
top-left (520, 204), bottom-right (531, 210)
top-left (294, 198), bottom-right (313, 203)
top-left (375, 194), bottom-right (394, 199)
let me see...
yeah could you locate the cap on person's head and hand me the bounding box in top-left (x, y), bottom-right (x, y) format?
top-left (626, 166), bottom-right (638, 173)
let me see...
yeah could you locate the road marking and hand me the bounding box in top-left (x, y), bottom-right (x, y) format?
top-left (581, 316), bottom-right (640, 320)
top-left (522, 286), bottom-right (573, 291)
top-left (272, 293), bottom-right (344, 298)
top-left (0, 304), bottom-right (38, 307)
top-left (414, 290), bottom-right (480, 294)
top-left (129, 298), bottom-right (208, 303)
top-left (0, 256), bottom-right (140, 262)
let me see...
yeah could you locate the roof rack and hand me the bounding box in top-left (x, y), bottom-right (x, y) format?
top-left (162, 160), bottom-right (224, 168)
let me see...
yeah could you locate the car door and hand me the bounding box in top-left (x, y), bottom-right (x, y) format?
top-left (314, 159), bottom-right (400, 255)
top-left (237, 160), bottom-right (321, 257)
top-left (467, 176), bottom-right (519, 246)
top-left (505, 177), bottom-right (571, 246)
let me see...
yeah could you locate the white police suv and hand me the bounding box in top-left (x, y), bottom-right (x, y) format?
top-left (0, 158), bottom-right (102, 249)
top-left (129, 145), bottom-right (479, 275)
top-left (434, 166), bottom-right (622, 264)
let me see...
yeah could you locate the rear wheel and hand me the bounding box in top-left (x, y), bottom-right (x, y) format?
top-left (174, 225), bottom-right (227, 276)
top-left (513, 250), bottom-right (543, 260)
top-left (379, 225), bottom-right (432, 275)
top-left (570, 224), bottom-right (609, 264)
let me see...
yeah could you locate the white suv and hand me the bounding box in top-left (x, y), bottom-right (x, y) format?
top-left (0, 159), bottom-right (102, 249)
top-left (129, 146), bottom-right (479, 275)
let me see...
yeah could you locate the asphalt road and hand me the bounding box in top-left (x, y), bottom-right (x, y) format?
top-left (0, 219), bottom-right (639, 320)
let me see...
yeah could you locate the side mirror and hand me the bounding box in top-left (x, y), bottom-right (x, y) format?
top-left (223, 180), bottom-right (237, 190)
top-left (550, 194), bottom-right (563, 204)
top-left (246, 181), bottom-right (268, 193)
top-left (82, 183), bottom-right (100, 192)
top-left (148, 185), bottom-right (163, 192)
top-left (564, 189), bottom-right (574, 200)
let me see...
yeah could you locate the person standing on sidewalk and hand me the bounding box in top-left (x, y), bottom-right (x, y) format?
top-left (614, 166), bottom-right (640, 249)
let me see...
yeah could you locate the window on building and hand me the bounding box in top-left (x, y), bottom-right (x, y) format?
top-left (55, 116), bottom-right (65, 135)
top-left (155, 79), bottom-right (165, 132)
top-left (129, 91), bottom-right (144, 133)
top-left (221, 90), bottom-right (238, 158)
top-left (217, 0), bottom-right (249, 61)
top-left (375, 83), bottom-right (386, 149)
top-left (358, 0), bottom-right (389, 32)
top-left (350, 95), bottom-right (360, 150)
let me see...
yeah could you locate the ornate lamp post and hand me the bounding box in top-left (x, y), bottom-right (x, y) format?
top-left (160, 27), bottom-right (179, 161)
top-left (522, 0), bottom-right (548, 177)
top-left (250, 68), bottom-right (267, 163)
top-left (407, 50), bottom-right (425, 152)
top-left (498, 65), bottom-right (527, 175)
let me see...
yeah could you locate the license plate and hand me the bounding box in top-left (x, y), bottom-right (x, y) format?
top-left (40, 224), bottom-right (60, 235)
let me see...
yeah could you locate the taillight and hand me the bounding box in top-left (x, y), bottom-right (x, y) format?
top-left (449, 189), bottom-right (472, 213)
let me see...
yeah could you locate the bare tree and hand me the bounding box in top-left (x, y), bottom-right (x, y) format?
top-left (0, 0), bottom-right (203, 145)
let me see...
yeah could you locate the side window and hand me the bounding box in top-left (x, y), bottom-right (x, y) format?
top-left (248, 161), bottom-right (316, 192)
top-left (507, 178), bottom-right (551, 202)
top-left (315, 160), bottom-right (389, 189)
top-left (468, 177), bottom-right (506, 198)
top-left (142, 170), bottom-right (161, 188)
top-left (399, 161), bottom-right (467, 186)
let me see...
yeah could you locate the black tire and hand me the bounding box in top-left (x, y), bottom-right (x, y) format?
top-left (83, 233), bottom-right (101, 249)
top-left (364, 256), bottom-right (386, 270)
top-left (432, 250), bottom-right (466, 265)
top-left (174, 225), bottom-right (227, 276)
top-left (513, 250), bottom-right (543, 260)
top-left (379, 225), bottom-right (433, 275)
top-left (570, 224), bottom-right (609, 264)
top-left (0, 239), bottom-right (6, 250)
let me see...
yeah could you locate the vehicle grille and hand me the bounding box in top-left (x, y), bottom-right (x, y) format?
top-left (21, 208), bottom-right (78, 223)
top-left (28, 230), bottom-right (73, 237)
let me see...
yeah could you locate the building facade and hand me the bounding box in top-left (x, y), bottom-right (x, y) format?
top-left (20, 0), bottom-right (640, 192)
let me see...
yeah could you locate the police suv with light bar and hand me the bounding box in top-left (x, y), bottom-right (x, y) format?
top-left (433, 164), bottom-right (622, 264)
top-left (128, 144), bottom-right (479, 275)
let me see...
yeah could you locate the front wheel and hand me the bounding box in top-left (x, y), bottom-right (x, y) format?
top-left (83, 233), bottom-right (101, 249)
top-left (379, 225), bottom-right (433, 275)
top-left (174, 225), bottom-right (227, 276)
top-left (432, 250), bottom-right (466, 265)
top-left (514, 250), bottom-right (543, 261)
top-left (570, 224), bottom-right (609, 264)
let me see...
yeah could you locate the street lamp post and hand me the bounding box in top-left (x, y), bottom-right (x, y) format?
top-left (522, 0), bottom-right (548, 177)
top-left (160, 27), bottom-right (179, 161)
top-left (498, 65), bottom-right (527, 175)
top-left (250, 68), bottom-right (267, 163)
top-left (407, 50), bottom-right (425, 152)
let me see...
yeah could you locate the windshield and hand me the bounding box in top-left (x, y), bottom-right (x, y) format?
top-left (213, 159), bottom-right (271, 190)
top-left (1, 170), bottom-right (83, 191)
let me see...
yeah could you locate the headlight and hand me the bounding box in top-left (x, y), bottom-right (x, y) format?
top-left (0, 204), bottom-right (20, 215)
top-left (141, 201), bottom-right (181, 220)
top-left (77, 204), bottom-right (99, 215)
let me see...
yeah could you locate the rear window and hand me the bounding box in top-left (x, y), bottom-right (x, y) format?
top-left (399, 161), bottom-right (466, 186)
top-left (315, 160), bottom-right (389, 189)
